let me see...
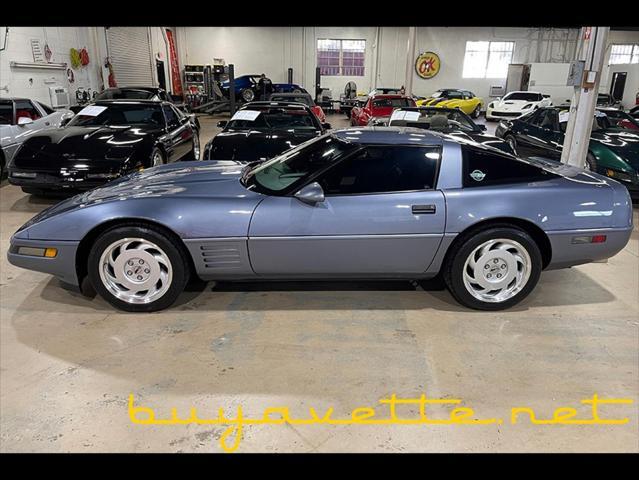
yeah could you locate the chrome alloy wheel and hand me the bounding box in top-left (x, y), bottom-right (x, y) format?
top-left (98, 238), bottom-right (173, 304)
top-left (152, 150), bottom-right (164, 167)
top-left (193, 133), bottom-right (200, 160)
top-left (462, 238), bottom-right (531, 303)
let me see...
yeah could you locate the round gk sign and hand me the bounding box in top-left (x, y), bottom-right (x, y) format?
top-left (415, 51), bottom-right (441, 79)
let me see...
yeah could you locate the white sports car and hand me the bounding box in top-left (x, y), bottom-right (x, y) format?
top-left (485, 91), bottom-right (552, 121)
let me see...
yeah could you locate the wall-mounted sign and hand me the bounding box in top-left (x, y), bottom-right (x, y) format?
top-left (415, 51), bottom-right (440, 79)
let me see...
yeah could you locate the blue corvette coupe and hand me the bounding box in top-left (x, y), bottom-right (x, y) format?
top-left (8, 128), bottom-right (633, 312)
top-left (220, 74), bottom-right (306, 103)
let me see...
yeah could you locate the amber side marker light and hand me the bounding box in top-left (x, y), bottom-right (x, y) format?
top-left (17, 247), bottom-right (58, 257)
top-left (572, 235), bottom-right (607, 244)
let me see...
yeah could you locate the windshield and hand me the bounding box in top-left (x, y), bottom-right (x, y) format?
top-left (68, 104), bottom-right (165, 127)
top-left (270, 96), bottom-right (313, 106)
top-left (243, 135), bottom-right (357, 194)
top-left (372, 98), bottom-right (411, 109)
top-left (226, 108), bottom-right (319, 131)
top-left (0, 102), bottom-right (12, 125)
top-left (389, 109), bottom-right (476, 132)
top-left (503, 92), bottom-right (542, 102)
top-left (597, 110), bottom-right (639, 130)
top-left (431, 90), bottom-right (463, 99)
top-left (96, 89), bottom-right (157, 100)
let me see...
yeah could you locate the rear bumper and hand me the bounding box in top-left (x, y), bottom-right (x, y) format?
top-left (7, 236), bottom-right (81, 286)
top-left (545, 226), bottom-right (633, 270)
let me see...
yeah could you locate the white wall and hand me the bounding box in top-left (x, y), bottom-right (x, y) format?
top-left (528, 63), bottom-right (574, 105)
top-left (176, 26), bottom-right (639, 108)
top-left (0, 27), bottom-right (102, 106)
top-left (176, 26), bottom-right (584, 103)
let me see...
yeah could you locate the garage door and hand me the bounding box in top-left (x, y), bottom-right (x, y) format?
top-left (106, 27), bottom-right (155, 87)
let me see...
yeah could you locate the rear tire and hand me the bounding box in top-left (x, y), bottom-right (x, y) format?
top-left (184, 131), bottom-right (200, 161)
top-left (505, 134), bottom-right (518, 155)
top-left (443, 226), bottom-right (542, 311)
top-left (88, 224), bottom-right (190, 312)
top-left (151, 147), bottom-right (166, 167)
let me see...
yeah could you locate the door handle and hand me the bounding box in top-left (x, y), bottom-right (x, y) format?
top-left (412, 204), bottom-right (436, 214)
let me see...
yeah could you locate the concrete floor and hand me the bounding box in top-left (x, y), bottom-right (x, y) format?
top-left (0, 113), bottom-right (637, 453)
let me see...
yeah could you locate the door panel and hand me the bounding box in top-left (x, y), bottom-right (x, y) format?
top-left (248, 191), bottom-right (446, 276)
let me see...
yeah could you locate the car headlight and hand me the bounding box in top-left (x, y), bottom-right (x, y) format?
top-left (523, 104), bottom-right (533, 110)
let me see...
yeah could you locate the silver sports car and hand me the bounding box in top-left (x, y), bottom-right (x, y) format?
top-left (7, 127), bottom-right (633, 312)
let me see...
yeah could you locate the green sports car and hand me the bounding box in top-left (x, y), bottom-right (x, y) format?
top-left (495, 106), bottom-right (639, 200)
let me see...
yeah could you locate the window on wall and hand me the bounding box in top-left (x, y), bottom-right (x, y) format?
top-left (317, 39), bottom-right (366, 76)
top-left (609, 44), bottom-right (639, 64)
top-left (462, 41), bottom-right (515, 78)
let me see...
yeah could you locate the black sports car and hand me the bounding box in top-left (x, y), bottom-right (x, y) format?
top-left (495, 106), bottom-right (639, 199)
top-left (8, 99), bottom-right (200, 195)
top-left (204, 101), bottom-right (330, 163)
top-left (375, 106), bottom-right (515, 154)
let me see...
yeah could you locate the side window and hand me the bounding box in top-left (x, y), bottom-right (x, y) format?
top-left (462, 145), bottom-right (554, 188)
top-left (36, 102), bottom-right (54, 115)
top-left (14, 100), bottom-right (42, 121)
top-left (529, 110), bottom-right (550, 127)
top-left (318, 146), bottom-right (440, 195)
top-left (162, 105), bottom-right (179, 128)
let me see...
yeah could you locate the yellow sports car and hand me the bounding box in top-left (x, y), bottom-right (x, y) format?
top-left (415, 88), bottom-right (484, 118)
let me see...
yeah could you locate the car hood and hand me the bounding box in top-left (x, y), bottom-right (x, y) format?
top-left (206, 129), bottom-right (320, 162)
top-left (591, 129), bottom-right (639, 170)
top-left (421, 98), bottom-right (467, 109)
top-left (20, 161), bottom-right (258, 225)
top-left (12, 125), bottom-right (157, 170)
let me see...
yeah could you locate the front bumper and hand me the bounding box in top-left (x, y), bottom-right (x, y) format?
top-left (7, 236), bottom-right (81, 286)
top-left (8, 169), bottom-right (120, 192)
top-left (486, 108), bottom-right (529, 120)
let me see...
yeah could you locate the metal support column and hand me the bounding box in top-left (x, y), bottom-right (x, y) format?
top-left (560, 27), bottom-right (610, 167)
top-left (228, 64), bottom-right (236, 115)
top-left (404, 27), bottom-right (416, 97)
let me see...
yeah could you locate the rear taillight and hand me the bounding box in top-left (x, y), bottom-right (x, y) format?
top-left (572, 235), bottom-right (607, 244)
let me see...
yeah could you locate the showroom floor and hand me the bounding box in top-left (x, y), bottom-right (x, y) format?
top-left (0, 114), bottom-right (637, 453)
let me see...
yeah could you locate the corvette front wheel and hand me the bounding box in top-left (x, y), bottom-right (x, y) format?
top-left (88, 225), bottom-right (190, 312)
top-left (472, 105), bottom-right (481, 118)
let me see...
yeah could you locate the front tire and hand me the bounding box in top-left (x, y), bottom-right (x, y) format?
top-left (443, 226), bottom-right (542, 310)
top-left (586, 152), bottom-right (598, 172)
top-left (472, 105), bottom-right (481, 119)
top-left (184, 131), bottom-right (200, 161)
top-left (88, 225), bottom-right (190, 312)
top-left (240, 88), bottom-right (254, 102)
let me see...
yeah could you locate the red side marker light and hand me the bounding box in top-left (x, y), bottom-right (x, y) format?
top-left (591, 235), bottom-right (607, 243)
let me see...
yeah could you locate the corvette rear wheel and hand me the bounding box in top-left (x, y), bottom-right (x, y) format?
top-left (88, 225), bottom-right (190, 312)
top-left (505, 134), bottom-right (518, 155)
top-left (444, 226), bottom-right (542, 310)
top-left (151, 147), bottom-right (166, 167)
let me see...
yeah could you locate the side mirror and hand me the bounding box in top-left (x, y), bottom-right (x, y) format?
top-left (17, 116), bottom-right (33, 126)
top-left (478, 124), bottom-right (487, 131)
top-left (294, 182), bottom-right (325, 205)
top-left (217, 120), bottom-right (228, 128)
top-left (322, 122), bottom-right (332, 130)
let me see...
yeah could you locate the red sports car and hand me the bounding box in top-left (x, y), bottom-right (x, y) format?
top-left (350, 94), bottom-right (416, 126)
